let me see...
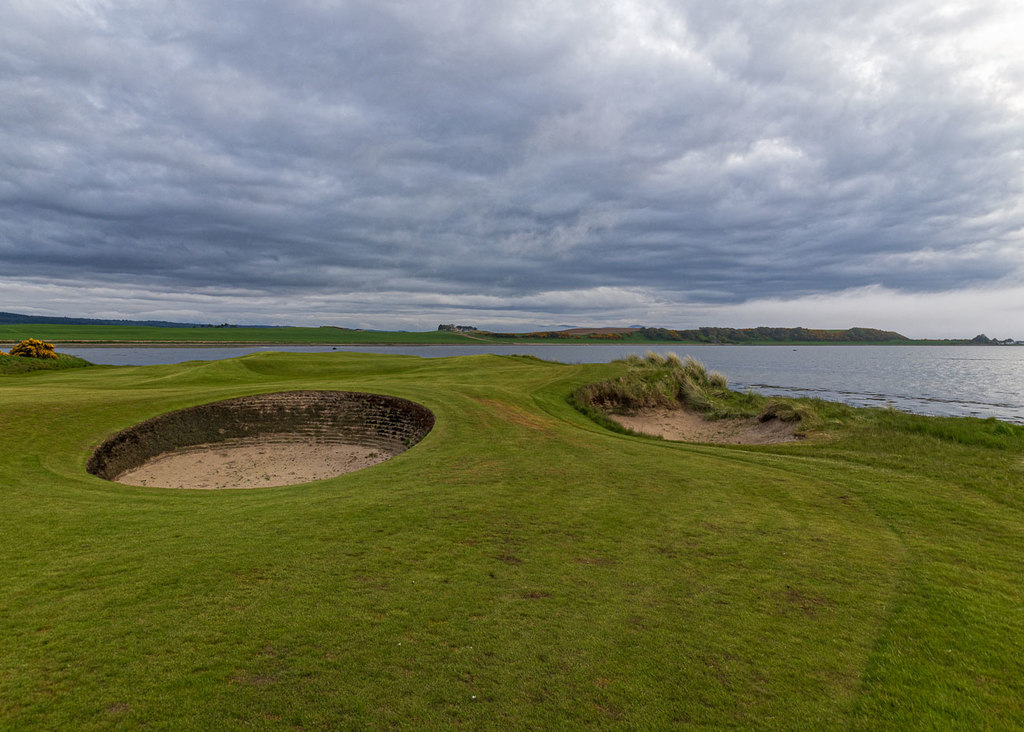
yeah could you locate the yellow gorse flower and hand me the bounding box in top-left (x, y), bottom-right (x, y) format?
top-left (9, 338), bottom-right (58, 359)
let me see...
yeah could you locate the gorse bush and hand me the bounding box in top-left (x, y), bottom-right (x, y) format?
top-left (9, 338), bottom-right (57, 359)
top-left (1, 337), bottom-right (89, 374)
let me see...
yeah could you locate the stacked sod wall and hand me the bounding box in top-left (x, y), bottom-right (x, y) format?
top-left (87, 390), bottom-right (434, 481)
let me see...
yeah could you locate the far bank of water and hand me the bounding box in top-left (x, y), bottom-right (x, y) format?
top-left (63, 344), bottom-right (1024, 424)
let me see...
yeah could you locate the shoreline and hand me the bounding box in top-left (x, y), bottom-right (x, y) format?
top-left (6, 340), bottom-right (446, 348)
top-left (4, 342), bottom-right (1022, 424)
top-left (3, 339), bottom-right (1007, 348)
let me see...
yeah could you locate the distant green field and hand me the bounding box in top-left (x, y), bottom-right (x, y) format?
top-left (2, 352), bottom-right (1023, 728)
top-left (0, 324), bottom-right (484, 344)
top-left (0, 323), bottom-right (951, 346)
top-left (0, 323), bottom-right (662, 345)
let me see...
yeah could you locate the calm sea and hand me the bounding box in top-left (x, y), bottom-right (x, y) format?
top-left (63, 344), bottom-right (1024, 424)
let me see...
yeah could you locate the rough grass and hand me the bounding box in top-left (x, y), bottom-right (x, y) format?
top-left (0, 352), bottom-right (93, 375)
top-left (1, 351), bottom-right (1023, 728)
top-left (572, 352), bottom-right (811, 427)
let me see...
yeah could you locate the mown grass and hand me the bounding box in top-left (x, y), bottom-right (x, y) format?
top-left (1, 351), bottom-right (1023, 728)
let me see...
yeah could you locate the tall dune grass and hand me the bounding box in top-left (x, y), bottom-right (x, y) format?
top-left (573, 352), bottom-right (758, 418)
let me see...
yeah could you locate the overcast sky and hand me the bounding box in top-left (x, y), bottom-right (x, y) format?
top-left (3, 1), bottom-right (1023, 336)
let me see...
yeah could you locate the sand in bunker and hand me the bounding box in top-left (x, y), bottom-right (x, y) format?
top-left (611, 408), bottom-right (799, 445)
top-left (116, 439), bottom-right (390, 489)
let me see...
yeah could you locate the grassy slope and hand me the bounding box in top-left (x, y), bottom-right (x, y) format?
top-left (0, 353), bottom-right (94, 375)
top-left (1, 352), bottom-right (1022, 728)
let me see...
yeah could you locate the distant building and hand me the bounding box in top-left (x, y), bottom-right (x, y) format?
top-left (438, 324), bottom-right (479, 332)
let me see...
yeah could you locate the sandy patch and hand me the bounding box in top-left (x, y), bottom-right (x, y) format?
top-left (611, 408), bottom-right (800, 445)
top-left (115, 438), bottom-right (390, 489)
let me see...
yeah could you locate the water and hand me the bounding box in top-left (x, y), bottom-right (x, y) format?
top-left (63, 344), bottom-right (1024, 424)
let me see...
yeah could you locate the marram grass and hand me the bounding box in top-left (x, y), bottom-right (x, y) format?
top-left (1, 351), bottom-right (1023, 729)
top-left (573, 352), bottom-right (778, 423)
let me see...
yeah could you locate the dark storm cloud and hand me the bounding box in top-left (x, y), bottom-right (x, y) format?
top-left (2, 0), bottom-right (1023, 331)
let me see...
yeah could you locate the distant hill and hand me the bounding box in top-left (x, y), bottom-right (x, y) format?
top-left (0, 314), bottom-right (939, 343)
top-left (558, 327), bottom-right (641, 335)
top-left (0, 312), bottom-right (273, 328)
top-left (489, 325), bottom-right (912, 343)
top-left (635, 326), bottom-right (911, 344)
top-left (0, 311), bottom-right (201, 327)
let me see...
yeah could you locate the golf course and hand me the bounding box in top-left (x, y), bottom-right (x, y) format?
top-left (2, 349), bottom-right (1023, 728)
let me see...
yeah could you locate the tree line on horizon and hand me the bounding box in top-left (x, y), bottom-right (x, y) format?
top-left (635, 326), bottom-right (910, 343)
top-left (486, 325), bottom-right (911, 343)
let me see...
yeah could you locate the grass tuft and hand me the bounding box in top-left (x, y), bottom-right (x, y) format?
top-left (759, 399), bottom-right (812, 424)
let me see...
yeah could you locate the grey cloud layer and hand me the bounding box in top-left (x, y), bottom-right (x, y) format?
top-left (2, 0), bottom-right (1023, 323)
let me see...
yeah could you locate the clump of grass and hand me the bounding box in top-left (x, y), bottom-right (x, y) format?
top-left (0, 352), bottom-right (93, 375)
top-left (644, 350), bottom-right (667, 367)
top-left (708, 369), bottom-right (729, 390)
top-left (759, 399), bottom-right (808, 423)
top-left (572, 353), bottom-right (835, 438)
top-left (573, 352), bottom-right (763, 419)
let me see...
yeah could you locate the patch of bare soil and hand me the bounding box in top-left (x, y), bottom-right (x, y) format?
top-left (115, 438), bottom-right (390, 489)
top-left (611, 408), bottom-right (800, 445)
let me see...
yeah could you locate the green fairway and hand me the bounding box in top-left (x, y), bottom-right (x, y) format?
top-left (1, 352), bottom-right (1022, 728)
top-left (0, 352), bottom-right (93, 375)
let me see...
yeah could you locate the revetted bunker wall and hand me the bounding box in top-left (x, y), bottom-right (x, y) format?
top-left (87, 390), bottom-right (435, 481)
